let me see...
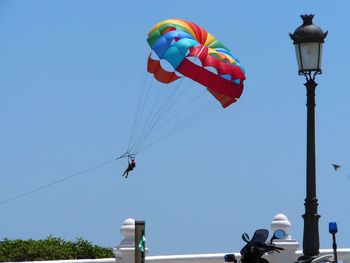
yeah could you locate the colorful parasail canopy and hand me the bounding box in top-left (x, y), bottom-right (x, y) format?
top-left (147, 18), bottom-right (246, 108)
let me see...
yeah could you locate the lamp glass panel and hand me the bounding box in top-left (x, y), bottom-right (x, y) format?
top-left (298, 42), bottom-right (322, 71)
top-left (294, 44), bottom-right (302, 71)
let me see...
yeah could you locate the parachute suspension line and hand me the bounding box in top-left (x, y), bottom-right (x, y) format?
top-left (132, 78), bottom-right (189, 153)
top-left (128, 76), bottom-right (181, 154)
top-left (115, 151), bottom-right (133, 160)
top-left (131, 78), bottom-right (180, 151)
top-left (138, 80), bottom-right (168, 133)
top-left (135, 85), bottom-right (206, 153)
top-left (136, 106), bottom-right (216, 154)
top-left (136, 90), bottom-right (221, 154)
top-left (146, 79), bottom-right (192, 133)
top-left (131, 78), bottom-right (185, 153)
top-left (127, 74), bottom-right (151, 152)
top-left (159, 77), bottom-right (196, 117)
top-left (158, 87), bottom-right (206, 130)
top-left (127, 75), bottom-right (154, 154)
top-left (137, 107), bottom-right (220, 154)
top-left (175, 98), bottom-right (219, 131)
top-left (164, 85), bottom-right (222, 135)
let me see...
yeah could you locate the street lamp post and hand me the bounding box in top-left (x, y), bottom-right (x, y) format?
top-left (289, 14), bottom-right (328, 261)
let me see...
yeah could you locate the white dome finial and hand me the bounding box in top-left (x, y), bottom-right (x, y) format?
top-left (120, 218), bottom-right (135, 246)
top-left (271, 214), bottom-right (291, 238)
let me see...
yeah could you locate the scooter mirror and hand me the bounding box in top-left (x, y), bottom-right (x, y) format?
top-left (242, 233), bottom-right (250, 242)
top-left (224, 254), bottom-right (237, 263)
top-left (329, 222), bottom-right (338, 234)
top-left (272, 229), bottom-right (286, 240)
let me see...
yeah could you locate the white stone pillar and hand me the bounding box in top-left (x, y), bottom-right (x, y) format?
top-left (114, 218), bottom-right (136, 263)
top-left (266, 214), bottom-right (300, 263)
top-left (113, 218), bottom-right (149, 263)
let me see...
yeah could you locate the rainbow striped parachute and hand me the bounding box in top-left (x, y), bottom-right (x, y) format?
top-left (147, 18), bottom-right (246, 108)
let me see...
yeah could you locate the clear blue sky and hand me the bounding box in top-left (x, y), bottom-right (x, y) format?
top-left (1, 0), bottom-right (350, 256)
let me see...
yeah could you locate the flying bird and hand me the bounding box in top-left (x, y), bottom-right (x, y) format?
top-left (332, 164), bottom-right (341, 171)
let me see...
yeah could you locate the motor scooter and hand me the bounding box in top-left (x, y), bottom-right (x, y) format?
top-left (224, 229), bottom-right (284, 263)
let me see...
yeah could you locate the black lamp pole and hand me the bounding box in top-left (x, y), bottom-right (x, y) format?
top-left (303, 75), bottom-right (319, 259)
top-left (290, 14), bottom-right (328, 261)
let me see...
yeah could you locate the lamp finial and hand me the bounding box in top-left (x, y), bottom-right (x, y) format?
top-left (301, 14), bottom-right (315, 26)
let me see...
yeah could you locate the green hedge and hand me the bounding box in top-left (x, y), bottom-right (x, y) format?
top-left (0, 236), bottom-right (114, 262)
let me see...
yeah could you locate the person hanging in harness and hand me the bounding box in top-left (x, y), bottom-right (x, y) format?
top-left (122, 156), bottom-right (136, 178)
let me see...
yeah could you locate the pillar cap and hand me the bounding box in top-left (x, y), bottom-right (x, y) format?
top-left (120, 218), bottom-right (135, 240)
top-left (271, 214), bottom-right (291, 234)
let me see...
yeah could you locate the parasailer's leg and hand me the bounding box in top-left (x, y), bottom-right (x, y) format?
top-left (122, 169), bottom-right (127, 177)
top-left (122, 168), bottom-right (131, 178)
